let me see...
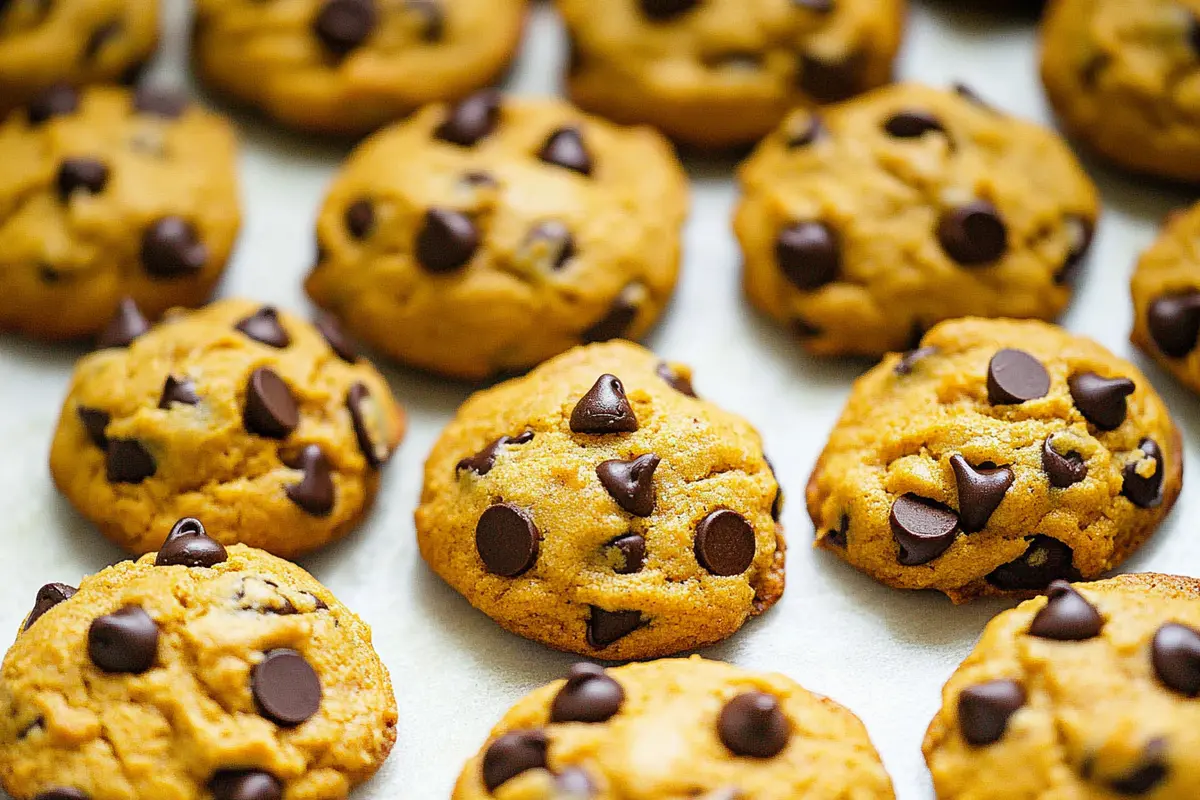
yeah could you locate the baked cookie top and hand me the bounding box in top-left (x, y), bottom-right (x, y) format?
top-left (306, 93), bottom-right (688, 379)
top-left (736, 83), bottom-right (1099, 357)
top-left (454, 656), bottom-right (895, 799)
top-left (925, 573), bottom-right (1200, 799)
top-left (415, 341), bottom-right (784, 660)
top-left (0, 524), bottom-right (396, 800)
top-left (806, 318), bottom-right (1181, 602)
top-left (1132, 201), bottom-right (1200, 393)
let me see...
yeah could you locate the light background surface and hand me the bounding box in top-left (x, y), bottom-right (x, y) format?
top-left (1, 1), bottom-right (1198, 797)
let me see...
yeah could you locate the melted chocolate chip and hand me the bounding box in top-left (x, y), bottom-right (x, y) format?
top-left (313, 0), bottom-right (377, 56)
top-left (889, 494), bottom-right (959, 565)
top-left (538, 126), bottom-right (593, 175)
top-left (158, 375), bottom-right (200, 409)
top-left (950, 455), bottom-right (1013, 533)
top-left (96, 297), bottom-right (149, 348)
top-left (209, 771), bottom-right (283, 800)
top-left (1147, 292), bottom-right (1200, 358)
top-left (78, 407), bottom-right (110, 448)
top-left (1043, 436), bottom-right (1088, 488)
top-left (798, 51), bottom-right (862, 103)
top-left (609, 533), bottom-right (646, 574)
top-left (775, 221), bottom-right (840, 290)
top-left (824, 515), bottom-right (849, 548)
top-left (88, 606), bottom-right (159, 673)
top-left (141, 217), bottom-right (207, 278)
top-left (475, 503), bottom-right (540, 577)
top-left (435, 90), bottom-right (501, 146)
top-left (285, 445), bottom-right (336, 516)
top-left (986, 535), bottom-right (1081, 591)
top-left (416, 208), bottom-right (479, 273)
top-left (235, 307), bottom-right (290, 348)
top-left (549, 663), bottom-right (625, 723)
top-left (587, 607), bottom-right (642, 648)
top-left (106, 439), bottom-right (156, 484)
top-left (958, 680), bottom-right (1025, 746)
top-left (987, 349), bottom-right (1050, 405)
top-left (155, 517), bottom-right (227, 568)
top-left (884, 110), bottom-right (945, 139)
top-left (717, 692), bottom-right (791, 758)
top-left (1028, 580), bottom-right (1104, 641)
top-left (938, 200), bottom-right (1008, 265)
top-left (597, 454), bottom-right (660, 517)
top-left (1069, 372), bottom-right (1134, 431)
top-left (1123, 438), bottom-right (1165, 509)
top-left (56, 158), bottom-right (109, 201)
top-left (1151, 622), bottom-right (1200, 697)
top-left (482, 730), bottom-right (548, 792)
top-left (694, 510), bottom-right (756, 576)
top-left (456, 431), bottom-right (533, 476)
top-left (570, 374), bottom-right (638, 434)
top-left (23, 583), bottom-right (77, 632)
top-left (252, 649), bottom-right (322, 726)
top-left (243, 368), bottom-right (299, 439)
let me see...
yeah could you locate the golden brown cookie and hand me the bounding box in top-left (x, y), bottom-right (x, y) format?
top-left (557, 0), bottom-right (907, 148)
top-left (415, 341), bottom-right (785, 660)
top-left (924, 573), bottom-right (1200, 798)
top-left (49, 298), bottom-right (405, 558)
top-left (807, 318), bottom-right (1182, 602)
top-left (0, 521), bottom-right (396, 800)
top-left (306, 93), bottom-right (688, 380)
top-left (0, 84), bottom-right (240, 341)
top-left (737, 83), bottom-right (1100, 357)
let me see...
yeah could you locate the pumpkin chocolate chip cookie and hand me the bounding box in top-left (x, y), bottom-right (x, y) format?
top-left (1132, 200), bottom-right (1200, 394)
top-left (415, 341), bottom-right (785, 660)
top-left (807, 318), bottom-right (1181, 602)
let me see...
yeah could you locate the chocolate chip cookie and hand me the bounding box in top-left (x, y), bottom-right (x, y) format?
top-left (557, 0), bottom-right (907, 148)
top-left (0, 84), bottom-right (240, 341)
top-left (49, 298), bottom-right (405, 558)
top-left (0, 519), bottom-right (397, 800)
top-left (454, 656), bottom-right (895, 798)
top-left (0, 0), bottom-right (158, 117)
top-left (806, 318), bottom-right (1181, 603)
top-left (736, 83), bottom-right (1100, 357)
top-left (1041, 0), bottom-right (1200, 182)
top-left (415, 341), bottom-right (785, 659)
top-left (192, 0), bottom-right (526, 135)
top-left (306, 93), bottom-right (689, 380)
top-left (924, 573), bottom-right (1200, 798)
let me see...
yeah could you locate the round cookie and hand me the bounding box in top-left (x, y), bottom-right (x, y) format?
top-left (306, 93), bottom-right (688, 380)
top-left (0, 84), bottom-right (240, 341)
top-left (454, 657), bottom-right (895, 799)
top-left (192, 0), bottom-right (526, 135)
top-left (49, 298), bottom-right (405, 558)
top-left (557, 0), bottom-right (907, 149)
top-left (0, 0), bottom-right (158, 118)
top-left (806, 317), bottom-right (1181, 603)
top-left (415, 341), bottom-right (785, 660)
top-left (1041, 0), bottom-right (1200, 182)
top-left (924, 573), bottom-right (1200, 798)
top-left (736, 83), bottom-right (1100, 358)
top-left (0, 519), bottom-right (397, 800)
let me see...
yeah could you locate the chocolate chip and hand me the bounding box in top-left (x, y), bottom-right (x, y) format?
top-left (243, 368), bottom-right (299, 439)
top-left (596, 454), bottom-right (660, 517)
top-left (1029, 580), bottom-right (1104, 640)
top-left (314, 313), bottom-right (358, 362)
top-left (554, 768), bottom-right (595, 798)
top-left (1147, 292), bottom-right (1200, 358)
top-left (56, 158), bottom-right (109, 201)
top-left (96, 297), bottom-right (149, 348)
top-left (83, 21), bottom-right (121, 61)
top-left (895, 346), bottom-right (937, 376)
top-left (313, 0), bottom-right (377, 56)
top-left (1123, 438), bottom-right (1165, 509)
top-left (347, 382), bottom-right (389, 468)
top-left (1069, 372), bottom-right (1134, 431)
top-left (132, 85), bottom-right (188, 118)
top-left (938, 200), bottom-right (1008, 265)
top-left (252, 649), bottom-right (322, 726)
top-left (889, 494), bottom-right (959, 565)
top-left (27, 84), bottom-right (79, 125)
top-left (798, 51), bottom-right (862, 103)
top-left (656, 362), bottom-right (696, 397)
top-left (285, 445), bottom-right (336, 517)
top-left (482, 730), bottom-right (548, 792)
top-left (88, 606), bottom-right (159, 673)
top-left (405, 0), bottom-right (443, 40)
top-left (33, 790), bottom-right (89, 800)
top-left (793, 0), bottom-right (834, 12)
top-left (609, 533), bottom-right (646, 574)
top-left (1057, 215), bottom-right (1094, 285)
top-left (344, 199), bottom-right (375, 239)
top-left (639, 0), bottom-right (698, 20)
top-left (775, 221), bottom-right (839, 290)
top-left (717, 692), bottom-right (790, 758)
top-left (538, 126), bottom-right (593, 175)
top-left (587, 607), bottom-right (642, 648)
top-left (78, 407), bottom-right (110, 448)
top-left (949, 455), bottom-right (1013, 533)
top-left (416, 208), bottom-right (479, 273)
top-left (550, 663), bottom-right (625, 723)
top-left (784, 113), bottom-right (824, 147)
top-left (106, 439), bottom-right (156, 483)
top-left (582, 283), bottom-right (642, 343)
top-left (476, 503), bottom-right (540, 577)
top-left (521, 220), bottom-right (575, 271)
top-left (155, 517), bottom-right (227, 568)
top-left (461, 170), bottom-right (497, 189)
top-left (957, 680), bottom-right (1025, 746)
top-left (1043, 436), bottom-right (1087, 488)
top-left (824, 515), bottom-right (849, 548)
top-left (435, 90), bottom-right (501, 146)
top-left (1152, 622), bottom-right (1200, 696)
top-left (456, 431), bottom-right (533, 476)
top-left (987, 349), bottom-right (1050, 405)
top-left (570, 374), bottom-right (638, 434)
top-left (695, 510), bottom-right (756, 576)
top-left (1108, 739), bottom-right (1169, 796)
top-left (209, 771), bottom-right (283, 800)
top-left (141, 217), bottom-right (207, 278)
top-left (158, 375), bottom-right (200, 409)
top-left (884, 110), bottom-right (945, 139)
top-left (23, 583), bottom-right (77, 632)
top-left (235, 306), bottom-right (291, 348)
top-left (986, 535), bottom-right (1081, 591)
top-left (765, 456), bottom-right (783, 521)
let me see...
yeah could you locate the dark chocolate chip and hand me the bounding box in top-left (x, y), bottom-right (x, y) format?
top-left (285, 445), bottom-right (336, 517)
top-left (895, 346), bottom-right (937, 376)
top-left (235, 307), bottom-right (291, 348)
top-left (313, 0), bottom-right (377, 56)
top-left (456, 431), bottom-right (534, 476)
top-left (717, 692), bottom-right (791, 758)
top-left (1108, 739), bottom-right (1169, 796)
top-left (88, 606), bottom-right (159, 673)
top-left (587, 607), bottom-right (642, 648)
top-left (884, 110), bottom-right (945, 139)
top-left (950, 455), bottom-right (1013, 533)
top-left (243, 368), bottom-right (299, 439)
top-left (521, 220), bottom-right (576, 271)
top-left (889, 494), bottom-right (959, 565)
top-left (597, 454), bottom-right (660, 517)
top-left (784, 113), bottom-right (824, 148)
top-left (1069, 372), bottom-right (1134, 431)
top-left (656, 362), bottom-right (696, 397)
top-left (938, 200), bottom-right (1008, 265)
top-left (78, 407), bottom-right (110, 448)
top-left (155, 517), bottom-right (227, 568)
top-left (435, 90), bottom-right (501, 146)
top-left (1151, 622), bottom-right (1200, 697)
top-left (347, 382), bottom-right (389, 468)
top-left (209, 771), bottom-right (283, 800)
top-left (798, 51), bottom-right (862, 103)
top-left (554, 768), bottom-right (595, 798)
top-left (1147, 292), bottom-right (1200, 358)
top-left (1029, 580), bottom-right (1104, 641)
top-left (582, 283), bottom-right (642, 343)
top-left (83, 21), bottom-right (121, 61)
top-left (1043, 436), bottom-right (1088, 488)
top-left (550, 663), bottom-right (625, 723)
top-left (957, 680), bottom-right (1025, 746)
top-left (96, 296), bottom-right (149, 348)
top-left (639, 0), bottom-right (698, 20)
top-left (405, 0), bottom-right (443, 41)
top-left (314, 313), bottom-right (359, 362)
top-left (141, 217), bottom-right (207, 278)
top-left (23, 583), bottom-right (77, 632)
top-left (694, 509), bottom-right (756, 576)
top-left (1057, 215), bottom-right (1094, 285)
top-left (416, 208), bottom-right (479, 273)
top-left (793, 0), bottom-right (834, 12)
top-left (132, 86), bottom-right (188, 118)
top-left (538, 126), bottom-right (593, 175)
top-left (824, 515), bottom-right (849, 548)
top-left (482, 730), bottom-right (548, 792)
top-left (344, 199), bottom-right (375, 239)
top-left (987, 348), bottom-right (1050, 405)
top-left (34, 790), bottom-right (89, 800)
top-left (1123, 438), bottom-right (1165, 509)
top-left (986, 535), bottom-right (1081, 591)
top-left (28, 84), bottom-right (79, 125)
top-left (765, 456), bottom-right (783, 521)
top-left (252, 649), bottom-right (322, 726)
top-left (609, 533), bottom-right (647, 574)
top-left (56, 158), bottom-right (109, 201)
top-left (158, 375), bottom-right (200, 409)
top-left (106, 439), bottom-right (156, 484)
top-left (775, 221), bottom-right (839, 290)
top-left (570, 374), bottom-right (638, 434)
top-left (476, 503), bottom-right (540, 577)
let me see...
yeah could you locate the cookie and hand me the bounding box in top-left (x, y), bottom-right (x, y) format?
top-left (924, 573), bottom-right (1200, 798)
top-left (736, 83), bottom-right (1100, 357)
top-left (557, 0), bottom-right (907, 149)
top-left (806, 317), bottom-right (1181, 603)
top-left (192, 0), bottom-right (527, 135)
top-left (453, 656), bottom-right (895, 799)
top-left (415, 341), bottom-right (785, 660)
top-left (306, 93), bottom-right (688, 380)
top-left (1041, 0), bottom-right (1200, 182)
top-left (49, 298), bottom-right (405, 558)
top-left (0, 84), bottom-right (240, 341)
top-left (0, 519), bottom-right (397, 800)
top-left (0, 0), bottom-right (158, 117)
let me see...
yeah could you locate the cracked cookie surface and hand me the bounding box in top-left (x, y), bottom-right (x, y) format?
top-left (0, 524), bottom-right (396, 800)
top-left (806, 318), bottom-right (1181, 602)
top-left (306, 94), bottom-right (688, 380)
top-left (736, 83), bottom-right (1099, 358)
top-left (415, 341), bottom-right (784, 660)
top-left (49, 298), bottom-right (405, 558)
top-left (924, 573), bottom-right (1200, 799)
